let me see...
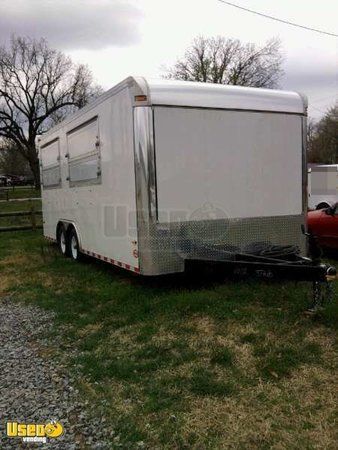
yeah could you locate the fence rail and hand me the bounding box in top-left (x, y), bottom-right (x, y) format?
top-left (0, 184), bottom-right (40, 202)
top-left (0, 207), bottom-right (42, 232)
top-left (0, 184), bottom-right (35, 190)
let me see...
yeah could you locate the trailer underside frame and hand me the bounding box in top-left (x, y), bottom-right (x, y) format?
top-left (182, 243), bottom-right (336, 312)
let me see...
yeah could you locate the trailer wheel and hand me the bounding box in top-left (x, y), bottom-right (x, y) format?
top-left (69, 228), bottom-right (82, 261)
top-left (57, 224), bottom-right (68, 256)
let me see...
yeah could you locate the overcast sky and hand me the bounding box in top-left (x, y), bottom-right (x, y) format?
top-left (0, 0), bottom-right (337, 119)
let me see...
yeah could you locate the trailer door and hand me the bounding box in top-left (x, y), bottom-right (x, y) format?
top-left (153, 107), bottom-right (303, 222)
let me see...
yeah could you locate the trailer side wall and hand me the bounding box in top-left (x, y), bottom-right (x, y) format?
top-left (41, 87), bottom-right (139, 271)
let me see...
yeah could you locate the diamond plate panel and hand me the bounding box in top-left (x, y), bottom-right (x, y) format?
top-left (139, 215), bottom-right (306, 275)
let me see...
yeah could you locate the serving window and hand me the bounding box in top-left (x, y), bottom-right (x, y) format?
top-left (67, 117), bottom-right (101, 186)
top-left (40, 138), bottom-right (61, 188)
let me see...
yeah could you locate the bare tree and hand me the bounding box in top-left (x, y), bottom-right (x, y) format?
top-left (165, 36), bottom-right (283, 88)
top-left (0, 138), bottom-right (31, 177)
top-left (0, 36), bottom-right (102, 187)
top-left (308, 106), bottom-right (338, 164)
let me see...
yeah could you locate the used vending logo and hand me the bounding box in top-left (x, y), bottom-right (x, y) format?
top-left (6, 420), bottom-right (64, 443)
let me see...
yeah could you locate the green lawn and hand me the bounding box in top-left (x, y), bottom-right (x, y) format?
top-left (0, 231), bottom-right (337, 449)
top-left (0, 186), bottom-right (41, 200)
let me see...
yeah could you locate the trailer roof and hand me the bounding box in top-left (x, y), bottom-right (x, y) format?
top-left (40, 76), bottom-right (307, 141)
top-left (143, 78), bottom-right (307, 114)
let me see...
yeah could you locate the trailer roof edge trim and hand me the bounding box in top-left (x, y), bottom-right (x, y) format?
top-left (39, 76), bottom-right (307, 140)
top-left (144, 78), bottom-right (307, 114)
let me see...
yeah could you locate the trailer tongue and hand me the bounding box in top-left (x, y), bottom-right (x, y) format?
top-left (178, 237), bottom-right (336, 311)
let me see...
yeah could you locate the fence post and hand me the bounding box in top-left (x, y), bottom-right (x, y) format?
top-left (30, 204), bottom-right (36, 230)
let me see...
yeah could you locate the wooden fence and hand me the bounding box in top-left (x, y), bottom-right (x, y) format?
top-left (0, 189), bottom-right (10, 201)
top-left (0, 185), bottom-right (40, 202)
top-left (0, 206), bottom-right (42, 232)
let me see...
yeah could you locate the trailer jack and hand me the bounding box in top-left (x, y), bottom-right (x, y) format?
top-left (303, 228), bottom-right (336, 312)
top-left (308, 271), bottom-right (336, 313)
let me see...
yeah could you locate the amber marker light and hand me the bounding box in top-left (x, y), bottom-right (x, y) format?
top-left (134, 95), bottom-right (147, 102)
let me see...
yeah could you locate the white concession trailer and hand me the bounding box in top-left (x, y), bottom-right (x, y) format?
top-left (40, 77), bottom-right (310, 276)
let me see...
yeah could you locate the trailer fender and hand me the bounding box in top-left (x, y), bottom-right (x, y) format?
top-left (56, 220), bottom-right (83, 251)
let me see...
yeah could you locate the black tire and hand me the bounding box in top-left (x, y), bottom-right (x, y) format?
top-left (57, 224), bottom-right (68, 256)
top-left (68, 228), bottom-right (82, 261)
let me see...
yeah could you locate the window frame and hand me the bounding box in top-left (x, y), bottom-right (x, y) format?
top-left (40, 137), bottom-right (62, 189)
top-left (66, 116), bottom-right (102, 188)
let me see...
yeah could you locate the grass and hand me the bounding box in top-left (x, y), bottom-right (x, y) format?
top-left (0, 198), bottom-right (41, 212)
top-left (0, 230), bottom-right (337, 449)
top-left (0, 186), bottom-right (40, 200)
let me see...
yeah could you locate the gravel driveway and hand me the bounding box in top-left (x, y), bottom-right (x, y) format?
top-left (0, 296), bottom-right (110, 449)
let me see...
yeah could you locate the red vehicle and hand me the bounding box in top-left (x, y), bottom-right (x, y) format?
top-left (307, 203), bottom-right (338, 250)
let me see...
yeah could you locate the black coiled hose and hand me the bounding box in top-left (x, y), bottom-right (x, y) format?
top-left (243, 242), bottom-right (300, 259)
